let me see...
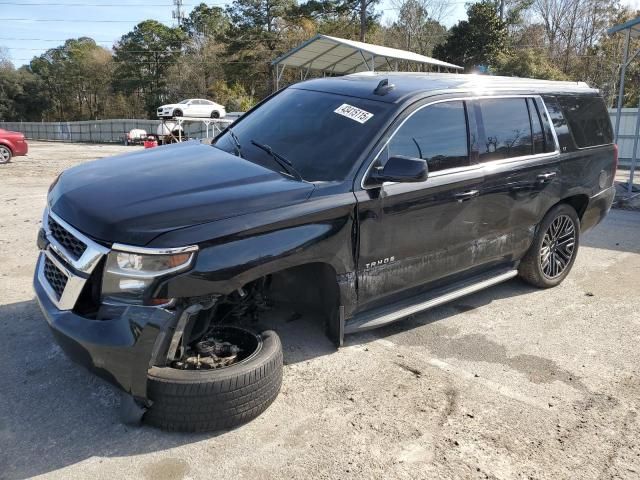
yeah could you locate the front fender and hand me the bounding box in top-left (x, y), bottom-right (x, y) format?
top-left (152, 194), bottom-right (357, 300)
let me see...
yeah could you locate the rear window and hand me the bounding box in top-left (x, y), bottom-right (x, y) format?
top-left (557, 96), bottom-right (613, 148)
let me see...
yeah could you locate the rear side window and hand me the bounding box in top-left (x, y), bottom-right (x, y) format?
top-left (535, 97), bottom-right (557, 152)
top-left (474, 98), bottom-right (533, 161)
top-left (387, 101), bottom-right (469, 173)
top-left (557, 95), bottom-right (613, 148)
top-left (528, 98), bottom-right (545, 154)
top-left (542, 96), bottom-right (573, 152)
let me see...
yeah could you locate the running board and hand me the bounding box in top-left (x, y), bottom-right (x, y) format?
top-left (344, 269), bottom-right (518, 334)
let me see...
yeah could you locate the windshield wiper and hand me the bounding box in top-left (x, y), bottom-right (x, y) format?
top-left (250, 140), bottom-right (303, 181)
top-left (227, 128), bottom-right (243, 158)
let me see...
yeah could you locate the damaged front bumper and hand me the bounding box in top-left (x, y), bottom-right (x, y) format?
top-left (34, 261), bottom-right (177, 402)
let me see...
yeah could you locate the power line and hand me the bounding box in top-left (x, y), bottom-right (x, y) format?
top-left (0, 18), bottom-right (174, 22)
top-left (0, 0), bottom-right (230, 5)
top-left (0, 1), bottom-right (195, 5)
top-left (0, 38), bottom-right (115, 42)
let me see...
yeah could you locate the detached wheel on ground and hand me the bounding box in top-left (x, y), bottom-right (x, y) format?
top-left (0, 145), bottom-right (12, 164)
top-left (145, 327), bottom-right (283, 432)
top-left (519, 203), bottom-right (580, 288)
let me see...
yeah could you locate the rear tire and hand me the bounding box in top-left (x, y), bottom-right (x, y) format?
top-left (519, 203), bottom-right (580, 288)
top-left (145, 329), bottom-right (283, 432)
top-left (0, 145), bottom-right (12, 164)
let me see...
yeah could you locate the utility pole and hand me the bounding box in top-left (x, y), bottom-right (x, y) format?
top-left (360, 0), bottom-right (366, 41)
top-left (172, 0), bottom-right (184, 27)
top-left (499, 0), bottom-right (505, 21)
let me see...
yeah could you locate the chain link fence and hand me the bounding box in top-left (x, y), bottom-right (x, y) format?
top-left (0, 118), bottom-right (233, 144)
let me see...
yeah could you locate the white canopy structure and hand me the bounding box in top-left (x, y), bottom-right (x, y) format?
top-left (272, 34), bottom-right (463, 89)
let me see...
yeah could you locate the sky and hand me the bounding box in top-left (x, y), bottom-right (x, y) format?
top-left (2, 0), bottom-right (640, 67)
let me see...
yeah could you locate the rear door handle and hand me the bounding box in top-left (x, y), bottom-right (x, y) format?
top-left (455, 190), bottom-right (479, 202)
top-left (537, 172), bottom-right (557, 183)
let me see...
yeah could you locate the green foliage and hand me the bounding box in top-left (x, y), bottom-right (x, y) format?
top-left (0, 60), bottom-right (21, 120)
top-left (113, 20), bottom-right (188, 116)
top-left (1, 1), bottom-right (638, 121)
top-left (226, 0), bottom-right (296, 51)
top-left (290, 0), bottom-right (380, 35)
top-left (433, 1), bottom-right (508, 69)
top-left (182, 4), bottom-right (230, 39)
top-left (26, 38), bottom-right (112, 120)
top-left (208, 80), bottom-right (256, 111)
top-left (493, 49), bottom-right (567, 80)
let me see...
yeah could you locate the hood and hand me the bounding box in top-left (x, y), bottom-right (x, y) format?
top-left (49, 141), bottom-right (315, 245)
top-left (159, 104), bottom-right (181, 109)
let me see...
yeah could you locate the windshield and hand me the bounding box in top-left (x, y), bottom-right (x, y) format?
top-left (178, 99), bottom-right (190, 104)
top-left (212, 88), bottom-right (391, 182)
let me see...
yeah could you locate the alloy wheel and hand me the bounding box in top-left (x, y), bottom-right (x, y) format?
top-left (540, 214), bottom-right (576, 279)
top-left (0, 146), bottom-right (11, 164)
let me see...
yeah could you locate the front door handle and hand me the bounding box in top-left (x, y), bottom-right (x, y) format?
top-left (537, 171), bottom-right (557, 183)
top-left (455, 190), bottom-right (479, 202)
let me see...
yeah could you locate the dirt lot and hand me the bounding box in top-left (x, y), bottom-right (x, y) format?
top-left (1, 141), bottom-right (639, 480)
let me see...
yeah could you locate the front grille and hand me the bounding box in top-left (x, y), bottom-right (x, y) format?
top-left (48, 216), bottom-right (87, 259)
top-left (43, 257), bottom-right (68, 300)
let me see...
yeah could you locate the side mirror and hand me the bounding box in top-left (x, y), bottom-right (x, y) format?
top-left (369, 156), bottom-right (428, 184)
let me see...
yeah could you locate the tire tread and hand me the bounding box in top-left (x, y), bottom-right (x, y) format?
top-left (144, 330), bottom-right (283, 432)
top-left (518, 203), bottom-right (580, 289)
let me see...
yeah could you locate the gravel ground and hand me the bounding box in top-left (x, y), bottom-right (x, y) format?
top-left (1, 142), bottom-right (639, 480)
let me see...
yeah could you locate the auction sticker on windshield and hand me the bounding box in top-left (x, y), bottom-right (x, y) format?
top-left (334, 104), bottom-right (374, 124)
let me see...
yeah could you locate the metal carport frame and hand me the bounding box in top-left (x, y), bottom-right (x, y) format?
top-left (272, 34), bottom-right (463, 90)
top-left (609, 16), bottom-right (640, 198)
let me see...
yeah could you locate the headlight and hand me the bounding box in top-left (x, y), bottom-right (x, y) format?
top-left (101, 245), bottom-right (197, 306)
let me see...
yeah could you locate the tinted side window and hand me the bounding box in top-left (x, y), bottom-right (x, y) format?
top-left (535, 97), bottom-right (557, 152)
top-left (542, 96), bottom-right (574, 152)
top-left (528, 98), bottom-right (545, 154)
top-left (388, 101), bottom-right (469, 172)
top-left (475, 99), bottom-right (533, 161)
top-left (557, 95), bottom-right (613, 148)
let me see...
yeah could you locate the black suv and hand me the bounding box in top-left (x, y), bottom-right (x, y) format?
top-left (34, 73), bottom-right (617, 431)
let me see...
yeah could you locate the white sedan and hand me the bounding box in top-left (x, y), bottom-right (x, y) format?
top-left (157, 99), bottom-right (226, 119)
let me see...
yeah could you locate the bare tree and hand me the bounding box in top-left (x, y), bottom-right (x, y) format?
top-left (531, 0), bottom-right (620, 73)
top-left (385, 0), bottom-right (451, 62)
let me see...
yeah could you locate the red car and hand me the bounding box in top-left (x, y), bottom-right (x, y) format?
top-left (0, 128), bottom-right (29, 164)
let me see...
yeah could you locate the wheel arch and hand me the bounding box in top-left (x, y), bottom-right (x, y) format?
top-left (559, 194), bottom-right (590, 220)
top-left (0, 141), bottom-right (14, 154)
top-left (233, 262), bottom-right (343, 343)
